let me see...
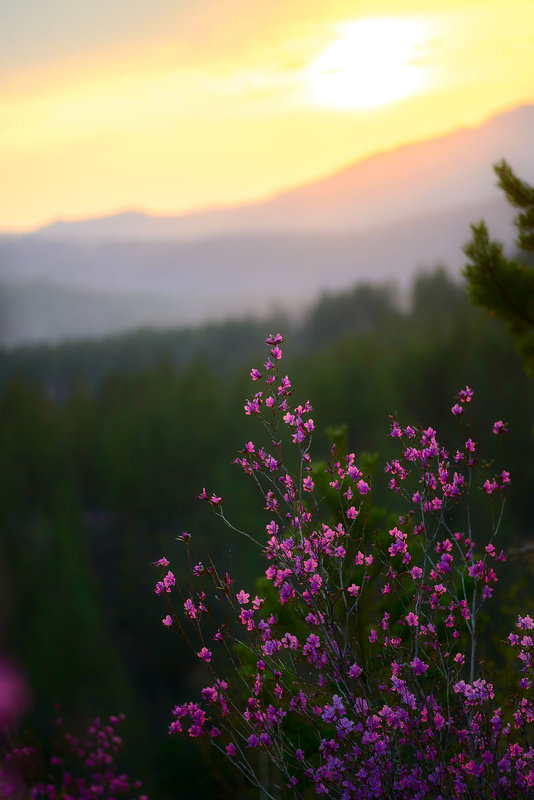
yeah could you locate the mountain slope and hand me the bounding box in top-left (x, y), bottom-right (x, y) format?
top-left (27, 104), bottom-right (534, 242)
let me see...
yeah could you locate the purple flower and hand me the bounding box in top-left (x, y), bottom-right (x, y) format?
top-left (458, 385), bottom-right (474, 403)
top-left (197, 647), bottom-right (212, 663)
top-left (390, 421), bottom-right (402, 437)
top-left (410, 566), bottom-right (423, 580)
top-left (349, 663), bottom-right (362, 679)
top-left (265, 333), bottom-right (283, 345)
top-left (493, 419), bottom-right (508, 434)
top-left (184, 598), bottom-right (197, 619)
top-left (410, 657), bottom-right (428, 675)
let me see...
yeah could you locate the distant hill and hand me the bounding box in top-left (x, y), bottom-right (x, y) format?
top-left (0, 197), bottom-right (514, 346)
top-left (0, 104), bottom-right (531, 345)
top-left (24, 104), bottom-right (534, 242)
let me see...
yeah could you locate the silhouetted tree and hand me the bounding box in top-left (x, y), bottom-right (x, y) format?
top-left (464, 159), bottom-right (534, 375)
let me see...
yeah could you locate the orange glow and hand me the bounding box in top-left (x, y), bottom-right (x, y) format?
top-left (1, 1), bottom-right (534, 231)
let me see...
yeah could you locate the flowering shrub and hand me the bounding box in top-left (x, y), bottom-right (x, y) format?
top-left (156, 334), bottom-right (534, 799)
top-left (0, 712), bottom-right (148, 800)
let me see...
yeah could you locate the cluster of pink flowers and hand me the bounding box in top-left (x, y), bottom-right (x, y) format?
top-left (0, 712), bottom-right (148, 800)
top-left (155, 335), bottom-right (531, 799)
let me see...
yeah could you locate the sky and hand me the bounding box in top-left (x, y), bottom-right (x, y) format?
top-left (2, 0), bottom-right (534, 232)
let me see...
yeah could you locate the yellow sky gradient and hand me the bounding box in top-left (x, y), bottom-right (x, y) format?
top-left (2, 0), bottom-right (534, 231)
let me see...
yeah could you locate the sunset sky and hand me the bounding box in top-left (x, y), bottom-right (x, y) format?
top-left (2, 0), bottom-right (534, 232)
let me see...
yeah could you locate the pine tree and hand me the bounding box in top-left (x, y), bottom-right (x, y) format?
top-left (463, 159), bottom-right (534, 375)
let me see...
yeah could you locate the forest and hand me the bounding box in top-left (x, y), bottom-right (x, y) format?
top-left (1, 264), bottom-right (533, 798)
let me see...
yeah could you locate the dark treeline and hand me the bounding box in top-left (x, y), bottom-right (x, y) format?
top-left (0, 279), bottom-right (400, 393)
top-left (1, 269), bottom-right (533, 798)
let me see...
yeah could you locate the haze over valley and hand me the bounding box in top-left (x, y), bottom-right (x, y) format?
top-left (1, 104), bottom-right (532, 345)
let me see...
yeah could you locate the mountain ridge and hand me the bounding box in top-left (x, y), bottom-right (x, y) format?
top-left (1, 103), bottom-right (532, 345)
top-left (18, 103), bottom-right (534, 243)
top-left (0, 194), bottom-right (515, 345)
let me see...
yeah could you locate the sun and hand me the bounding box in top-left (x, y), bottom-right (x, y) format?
top-left (306, 17), bottom-right (430, 111)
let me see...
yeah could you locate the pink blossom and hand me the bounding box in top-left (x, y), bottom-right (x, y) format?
top-left (410, 566), bottom-right (423, 580)
top-left (163, 571), bottom-right (176, 590)
top-left (197, 647), bottom-right (212, 663)
top-left (390, 421), bottom-right (402, 437)
top-left (458, 385), bottom-right (474, 402)
top-left (184, 599), bottom-right (197, 619)
top-left (265, 333), bottom-right (283, 345)
top-left (348, 662), bottom-right (362, 679)
top-left (410, 657), bottom-right (428, 675)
